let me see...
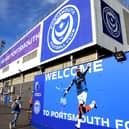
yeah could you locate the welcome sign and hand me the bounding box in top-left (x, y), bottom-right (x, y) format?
top-left (32, 53), bottom-right (129, 129)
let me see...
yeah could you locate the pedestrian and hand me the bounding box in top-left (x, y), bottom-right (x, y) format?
top-left (9, 96), bottom-right (22, 129)
top-left (64, 65), bottom-right (97, 129)
top-left (28, 97), bottom-right (32, 111)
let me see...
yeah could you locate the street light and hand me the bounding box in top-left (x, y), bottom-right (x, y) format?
top-left (0, 40), bottom-right (6, 56)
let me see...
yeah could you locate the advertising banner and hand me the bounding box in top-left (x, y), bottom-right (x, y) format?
top-left (0, 25), bottom-right (41, 69)
top-left (95, 0), bottom-right (129, 53)
top-left (41, 0), bottom-right (93, 62)
top-left (101, 0), bottom-right (123, 44)
top-left (32, 53), bottom-right (129, 129)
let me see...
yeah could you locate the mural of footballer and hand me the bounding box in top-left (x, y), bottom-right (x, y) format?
top-left (64, 64), bottom-right (97, 129)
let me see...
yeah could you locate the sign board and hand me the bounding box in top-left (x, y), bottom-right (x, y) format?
top-left (95, 0), bottom-right (129, 52)
top-left (32, 52), bottom-right (129, 129)
top-left (40, 0), bottom-right (93, 63)
top-left (0, 25), bottom-right (41, 69)
top-left (101, 0), bottom-right (123, 43)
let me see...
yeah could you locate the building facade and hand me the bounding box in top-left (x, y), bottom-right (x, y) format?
top-left (0, 0), bottom-right (129, 110)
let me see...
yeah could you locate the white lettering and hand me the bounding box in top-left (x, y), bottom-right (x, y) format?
top-left (50, 110), bottom-right (77, 121)
top-left (71, 66), bottom-right (77, 76)
top-left (43, 109), bottom-right (49, 116)
top-left (116, 120), bottom-right (129, 129)
top-left (86, 115), bottom-right (94, 124)
top-left (93, 60), bottom-right (103, 72)
top-left (45, 73), bottom-right (52, 81)
top-left (42, 111), bottom-right (113, 128)
top-left (125, 121), bottom-right (129, 129)
top-left (52, 71), bottom-right (57, 80)
top-left (67, 113), bottom-right (77, 121)
top-left (44, 60), bottom-right (103, 81)
top-left (58, 71), bottom-right (63, 79)
top-left (102, 117), bottom-right (110, 127)
top-left (64, 68), bottom-right (70, 78)
top-left (116, 119), bottom-right (123, 129)
top-left (94, 116), bottom-right (101, 125)
top-left (83, 115), bottom-right (110, 128)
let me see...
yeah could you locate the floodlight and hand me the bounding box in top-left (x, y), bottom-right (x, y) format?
top-left (114, 51), bottom-right (126, 62)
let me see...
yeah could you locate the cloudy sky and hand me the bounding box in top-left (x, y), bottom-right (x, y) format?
top-left (0, 0), bottom-right (129, 53)
top-left (0, 0), bottom-right (64, 53)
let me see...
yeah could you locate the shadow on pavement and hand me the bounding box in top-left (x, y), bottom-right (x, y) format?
top-left (15, 123), bottom-right (31, 128)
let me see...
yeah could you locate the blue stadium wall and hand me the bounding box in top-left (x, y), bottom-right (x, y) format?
top-left (32, 52), bottom-right (129, 129)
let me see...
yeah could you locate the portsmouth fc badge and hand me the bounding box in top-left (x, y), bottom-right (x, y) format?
top-left (47, 4), bottom-right (80, 53)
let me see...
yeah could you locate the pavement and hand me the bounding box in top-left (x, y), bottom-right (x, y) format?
top-left (0, 103), bottom-right (36, 129)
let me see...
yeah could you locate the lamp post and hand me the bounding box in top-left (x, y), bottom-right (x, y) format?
top-left (0, 40), bottom-right (6, 56)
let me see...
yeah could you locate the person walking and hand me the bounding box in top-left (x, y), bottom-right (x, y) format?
top-left (9, 96), bottom-right (22, 129)
top-left (28, 97), bottom-right (32, 111)
top-left (64, 65), bottom-right (97, 129)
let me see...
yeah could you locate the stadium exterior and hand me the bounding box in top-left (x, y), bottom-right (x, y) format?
top-left (0, 0), bottom-right (129, 129)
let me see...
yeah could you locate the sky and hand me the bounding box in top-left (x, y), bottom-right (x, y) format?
top-left (0, 0), bottom-right (65, 53)
top-left (0, 0), bottom-right (129, 54)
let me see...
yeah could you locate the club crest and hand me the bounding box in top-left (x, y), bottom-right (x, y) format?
top-left (47, 4), bottom-right (80, 53)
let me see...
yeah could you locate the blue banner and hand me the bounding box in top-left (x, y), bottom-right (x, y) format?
top-left (32, 52), bottom-right (129, 129)
top-left (101, 0), bottom-right (123, 43)
top-left (32, 74), bottom-right (44, 126)
top-left (41, 0), bottom-right (93, 62)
